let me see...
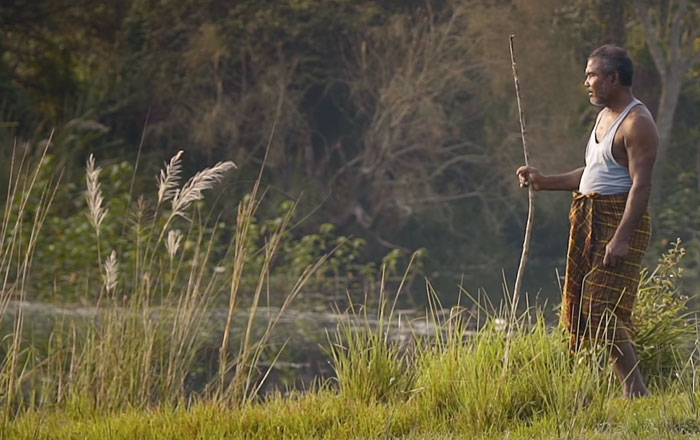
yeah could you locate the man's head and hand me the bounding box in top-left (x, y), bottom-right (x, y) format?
top-left (584, 45), bottom-right (634, 106)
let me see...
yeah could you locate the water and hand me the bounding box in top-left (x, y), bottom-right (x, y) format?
top-left (1, 292), bottom-right (468, 397)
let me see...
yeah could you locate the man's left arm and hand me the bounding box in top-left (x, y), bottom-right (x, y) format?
top-left (603, 112), bottom-right (658, 268)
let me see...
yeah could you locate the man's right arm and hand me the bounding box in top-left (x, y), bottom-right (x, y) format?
top-left (516, 166), bottom-right (584, 191)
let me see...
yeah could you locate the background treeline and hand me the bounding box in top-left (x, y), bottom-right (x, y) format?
top-left (1, 0), bottom-right (698, 299)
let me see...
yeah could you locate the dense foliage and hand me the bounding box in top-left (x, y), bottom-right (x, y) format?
top-left (1, 0), bottom-right (698, 296)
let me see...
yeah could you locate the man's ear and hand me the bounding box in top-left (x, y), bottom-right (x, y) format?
top-left (610, 71), bottom-right (619, 85)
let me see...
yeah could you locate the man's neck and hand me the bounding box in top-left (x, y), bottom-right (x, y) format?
top-left (605, 89), bottom-right (635, 114)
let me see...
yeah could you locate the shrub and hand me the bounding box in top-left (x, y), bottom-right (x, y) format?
top-left (635, 238), bottom-right (695, 382)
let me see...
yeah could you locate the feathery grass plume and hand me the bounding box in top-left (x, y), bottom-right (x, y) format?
top-left (157, 150), bottom-right (184, 205)
top-left (165, 229), bottom-right (183, 260)
top-left (171, 161), bottom-right (236, 217)
top-left (103, 250), bottom-right (119, 293)
top-left (85, 154), bottom-right (107, 232)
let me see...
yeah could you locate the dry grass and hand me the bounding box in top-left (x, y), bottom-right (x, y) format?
top-left (0, 141), bottom-right (327, 431)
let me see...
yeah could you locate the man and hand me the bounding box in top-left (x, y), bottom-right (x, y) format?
top-left (516, 45), bottom-right (658, 398)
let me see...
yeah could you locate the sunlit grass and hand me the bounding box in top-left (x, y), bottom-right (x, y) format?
top-left (5, 334), bottom-right (700, 439)
top-left (3, 293), bottom-right (699, 438)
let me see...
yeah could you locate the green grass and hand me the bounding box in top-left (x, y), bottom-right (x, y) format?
top-left (5, 357), bottom-right (700, 439)
top-left (5, 289), bottom-right (699, 439)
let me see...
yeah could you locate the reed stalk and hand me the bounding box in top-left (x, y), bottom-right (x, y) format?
top-left (0, 135), bottom-right (56, 427)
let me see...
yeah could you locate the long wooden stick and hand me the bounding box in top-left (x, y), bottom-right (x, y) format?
top-left (509, 34), bottom-right (533, 312)
top-left (503, 34), bottom-right (534, 373)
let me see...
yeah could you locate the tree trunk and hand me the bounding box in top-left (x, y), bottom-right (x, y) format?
top-left (632, 0), bottom-right (700, 161)
top-left (654, 69), bottom-right (683, 160)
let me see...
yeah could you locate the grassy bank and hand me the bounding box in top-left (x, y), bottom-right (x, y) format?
top-left (4, 394), bottom-right (700, 439)
top-left (4, 275), bottom-right (699, 439)
top-left (5, 321), bottom-right (700, 439)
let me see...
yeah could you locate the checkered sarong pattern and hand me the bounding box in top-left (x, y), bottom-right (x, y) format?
top-left (561, 191), bottom-right (651, 351)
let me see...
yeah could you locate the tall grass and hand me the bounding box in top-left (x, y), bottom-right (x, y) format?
top-left (328, 261), bottom-right (418, 403)
top-left (0, 135), bottom-right (58, 426)
top-left (330, 285), bottom-right (615, 436)
top-left (30, 150), bottom-right (242, 414)
top-left (0, 140), bottom-right (330, 429)
top-left (327, 242), bottom-right (696, 437)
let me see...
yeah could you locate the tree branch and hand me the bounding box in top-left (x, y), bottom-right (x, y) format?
top-left (428, 154), bottom-right (489, 179)
top-left (669, 0), bottom-right (688, 65)
top-left (411, 191), bottom-right (481, 204)
top-left (632, 0), bottom-right (669, 80)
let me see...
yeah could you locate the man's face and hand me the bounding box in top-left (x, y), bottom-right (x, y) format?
top-left (584, 57), bottom-right (613, 107)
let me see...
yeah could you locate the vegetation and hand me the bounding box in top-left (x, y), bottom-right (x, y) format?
top-left (1, 0), bottom-right (698, 295)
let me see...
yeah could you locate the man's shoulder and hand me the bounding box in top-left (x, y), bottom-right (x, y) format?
top-left (621, 104), bottom-right (657, 137)
top-left (617, 105), bottom-right (658, 154)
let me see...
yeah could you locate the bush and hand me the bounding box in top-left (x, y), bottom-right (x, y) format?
top-left (635, 238), bottom-right (695, 382)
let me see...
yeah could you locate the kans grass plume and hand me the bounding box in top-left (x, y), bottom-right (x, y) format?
top-left (165, 229), bottom-right (183, 261)
top-left (147, 152), bottom-right (237, 264)
top-left (86, 154), bottom-right (107, 232)
top-left (103, 250), bottom-right (119, 293)
top-left (157, 150), bottom-right (184, 205)
top-left (170, 160), bottom-right (237, 218)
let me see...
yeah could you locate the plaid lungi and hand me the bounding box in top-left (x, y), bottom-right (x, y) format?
top-left (561, 191), bottom-right (651, 351)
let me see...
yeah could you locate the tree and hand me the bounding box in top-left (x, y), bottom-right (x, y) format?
top-left (632, 0), bottom-right (700, 159)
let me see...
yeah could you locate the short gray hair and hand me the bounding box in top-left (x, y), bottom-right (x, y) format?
top-left (589, 45), bottom-right (634, 86)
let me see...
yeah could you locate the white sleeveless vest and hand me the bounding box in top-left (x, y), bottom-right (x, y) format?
top-left (578, 99), bottom-right (641, 195)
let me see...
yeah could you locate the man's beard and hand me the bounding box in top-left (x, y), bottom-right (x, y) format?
top-left (589, 84), bottom-right (609, 107)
